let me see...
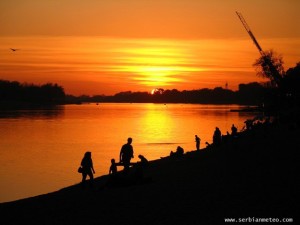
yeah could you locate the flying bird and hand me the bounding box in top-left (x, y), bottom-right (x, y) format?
top-left (10, 48), bottom-right (20, 52)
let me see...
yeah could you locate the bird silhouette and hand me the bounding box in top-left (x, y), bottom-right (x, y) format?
top-left (10, 48), bottom-right (20, 52)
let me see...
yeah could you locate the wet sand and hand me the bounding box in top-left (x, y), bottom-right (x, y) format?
top-left (0, 120), bottom-right (298, 224)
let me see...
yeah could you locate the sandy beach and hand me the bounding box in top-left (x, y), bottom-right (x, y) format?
top-left (0, 117), bottom-right (298, 224)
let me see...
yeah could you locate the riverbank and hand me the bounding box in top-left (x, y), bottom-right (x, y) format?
top-left (0, 119), bottom-right (298, 224)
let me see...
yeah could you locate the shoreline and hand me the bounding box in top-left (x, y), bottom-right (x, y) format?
top-left (0, 119), bottom-right (298, 224)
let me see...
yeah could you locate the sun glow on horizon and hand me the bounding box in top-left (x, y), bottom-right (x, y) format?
top-left (1, 36), bottom-right (299, 95)
top-left (111, 44), bottom-right (203, 87)
top-left (1, 0), bottom-right (300, 95)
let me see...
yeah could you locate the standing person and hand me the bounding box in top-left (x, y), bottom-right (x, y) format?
top-left (213, 127), bottom-right (222, 146)
top-left (119, 137), bottom-right (134, 173)
top-left (195, 135), bottom-right (201, 151)
top-left (80, 151), bottom-right (95, 187)
top-left (231, 124), bottom-right (238, 137)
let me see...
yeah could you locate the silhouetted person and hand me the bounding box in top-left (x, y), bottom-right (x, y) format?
top-left (80, 151), bottom-right (95, 187)
top-left (170, 146), bottom-right (184, 157)
top-left (138, 154), bottom-right (148, 165)
top-left (205, 141), bottom-right (211, 147)
top-left (213, 127), bottom-right (222, 146)
top-left (134, 155), bottom-right (149, 182)
top-left (105, 158), bottom-right (119, 188)
top-left (231, 124), bottom-right (238, 136)
top-left (177, 146), bottom-right (184, 155)
top-left (120, 137), bottom-right (134, 173)
top-left (245, 119), bottom-right (253, 130)
top-left (195, 135), bottom-right (201, 151)
top-left (109, 158), bottom-right (117, 175)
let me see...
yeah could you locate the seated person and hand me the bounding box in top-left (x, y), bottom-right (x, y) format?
top-left (170, 146), bottom-right (184, 157)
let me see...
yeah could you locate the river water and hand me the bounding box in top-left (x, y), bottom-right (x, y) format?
top-left (0, 103), bottom-right (260, 203)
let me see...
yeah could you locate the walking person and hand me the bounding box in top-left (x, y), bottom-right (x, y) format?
top-left (119, 137), bottom-right (134, 173)
top-left (80, 151), bottom-right (95, 188)
top-left (195, 135), bottom-right (201, 151)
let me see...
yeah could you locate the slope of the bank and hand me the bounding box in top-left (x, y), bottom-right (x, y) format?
top-left (0, 122), bottom-right (298, 224)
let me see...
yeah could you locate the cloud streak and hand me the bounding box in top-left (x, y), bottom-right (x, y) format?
top-left (0, 36), bottom-right (299, 95)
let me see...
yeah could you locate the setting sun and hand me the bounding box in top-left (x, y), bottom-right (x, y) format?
top-left (0, 0), bottom-right (299, 96)
top-left (112, 44), bottom-right (201, 87)
top-left (151, 88), bottom-right (159, 95)
top-left (0, 1), bottom-right (298, 222)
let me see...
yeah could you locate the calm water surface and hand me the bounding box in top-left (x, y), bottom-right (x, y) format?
top-left (0, 103), bottom-right (260, 203)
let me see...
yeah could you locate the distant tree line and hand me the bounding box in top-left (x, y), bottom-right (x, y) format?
top-left (65, 82), bottom-right (267, 106)
top-left (65, 61), bottom-right (300, 111)
top-left (0, 80), bottom-right (65, 108)
top-left (1, 62), bottom-right (299, 110)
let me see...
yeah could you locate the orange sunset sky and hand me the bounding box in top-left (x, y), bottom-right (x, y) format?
top-left (1, 0), bottom-right (299, 95)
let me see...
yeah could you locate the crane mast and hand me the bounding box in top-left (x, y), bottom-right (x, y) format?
top-left (236, 11), bottom-right (282, 87)
top-left (236, 11), bottom-right (264, 56)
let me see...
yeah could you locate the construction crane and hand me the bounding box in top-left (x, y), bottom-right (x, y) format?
top-left (236, 11), bottom-right (282, 87)
top-left (236, 11), bottom-right (264, 56)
